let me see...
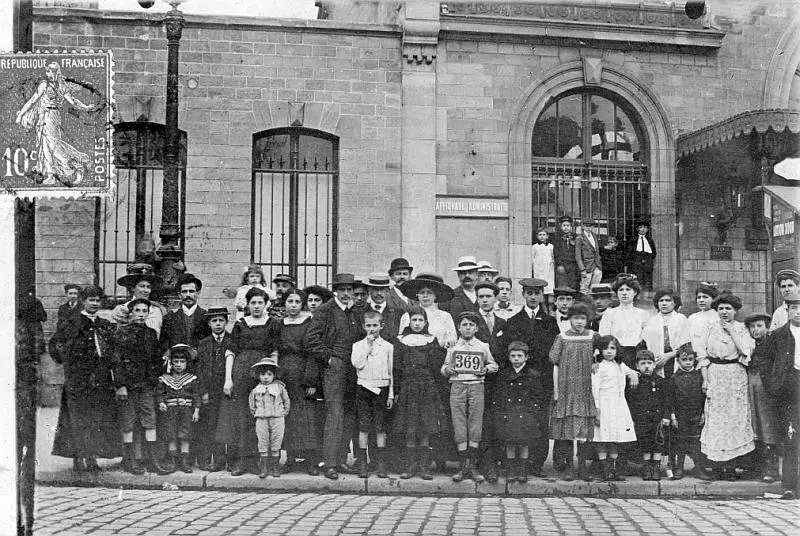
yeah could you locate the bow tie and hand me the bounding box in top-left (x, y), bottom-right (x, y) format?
top-left (497, 303), bottom-right (510, 310)
top-left (560, 316), bottom-right (567, 322)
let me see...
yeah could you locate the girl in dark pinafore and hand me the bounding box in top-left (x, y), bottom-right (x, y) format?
top-left (216, 287), bottom-right (281, 476)
top-left (393, 306), bottom-right (447, 479)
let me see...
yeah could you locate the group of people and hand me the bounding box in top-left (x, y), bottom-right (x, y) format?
top-left (48, 252), bottom-right (800, 492)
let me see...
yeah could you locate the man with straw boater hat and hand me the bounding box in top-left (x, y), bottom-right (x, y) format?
top-left (386, 257), bottom-right (414, 311)
top-left (366, 272), bottom-right (404, 343)
top-left (113, 264), bottom-right (167, 336)
top-left (441, 256), bottom-right (482, 321)
top-left (306, 273), bottom-right (365, 480)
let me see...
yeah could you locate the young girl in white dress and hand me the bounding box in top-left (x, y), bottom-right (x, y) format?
top-left (592, 335), bottom-right (638, 481)
top-left (531, 228), bottom-right (555, 298)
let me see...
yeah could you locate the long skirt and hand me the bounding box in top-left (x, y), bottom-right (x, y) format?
top-left (701, 363), bottom-right (755, 462)
top-left (284, 379), bottom-right (324, 456)
top-left (52, 387), bottom-right (121, 459)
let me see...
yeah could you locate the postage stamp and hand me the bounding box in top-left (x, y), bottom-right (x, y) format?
top-left (0, 50), bottom-right (115, 198)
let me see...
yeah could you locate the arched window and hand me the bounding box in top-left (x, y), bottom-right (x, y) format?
top-left (251, 127), bottom-right (338, 287)
top-left (97, 122), bottom-right (187, 300)
top-left (531, 90), bottom-right (649, 241)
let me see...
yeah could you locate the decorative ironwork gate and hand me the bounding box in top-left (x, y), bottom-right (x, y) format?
top-left (251, 127), bottom-right (338, 288)
top-left (96, 122), bottom-right (187, 300)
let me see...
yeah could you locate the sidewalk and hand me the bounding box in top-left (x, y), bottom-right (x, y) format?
top-left (36, 407), bottom-right (785, 498)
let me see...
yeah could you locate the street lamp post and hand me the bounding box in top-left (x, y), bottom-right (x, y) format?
top-left (138, 0), bottom-right (187, 303)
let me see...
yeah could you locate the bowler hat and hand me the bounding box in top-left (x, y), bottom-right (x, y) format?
top-left (251, 356), bottom-right (279, 370)
top-left (452, 256), bottom-right (479, 272)
top-left (331, 273), bottom-right (357, 288)
top-left (477, 261), bottom-right (499, 274)
top-left (401, 273), bottom-right (454, 303)
top-left (273, 273), bottom-right (297, 286)
top-left (117, 263), bottom-right (163, 289)
top-left (519, 278), bottom-right (548, 289)
top-left (366, 272), bottom-right (391, 288)
top-left (388, 258), bottom-right (413, 275)
top-left (304, 285), bottom-right (334, 302)
top-left (204, 306), bottom-right (229, 318)
top-left (177, 273), bottom-right (203, 292)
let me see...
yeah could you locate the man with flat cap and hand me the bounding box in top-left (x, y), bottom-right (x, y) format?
top-left (386, 258), bottom-right (413, 312)
top-left (500, 277), bottom-right (560, 477)
top-left (760, 290), bottom-right (800, 495)
top-left (160, 273), bottom-right (212, 364)
top-left (306, 273), bottom-right (365, 479)
top-left (771, 269), bottom-right (800, 332)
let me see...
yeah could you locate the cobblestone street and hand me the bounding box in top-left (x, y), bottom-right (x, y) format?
top-left (34, 486), bottom-right (799, 535)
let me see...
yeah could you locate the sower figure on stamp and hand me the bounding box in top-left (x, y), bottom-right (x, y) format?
top-left (306, 273), bottom-right (365, 480)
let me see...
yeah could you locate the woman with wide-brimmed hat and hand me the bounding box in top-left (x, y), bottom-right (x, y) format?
top-left (397, 273), bottom-right (457, 348)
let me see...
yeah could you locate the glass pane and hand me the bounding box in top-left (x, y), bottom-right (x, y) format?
top-left (532, 95), bottom-right (582, 159)
top-left (590, 95), bottom-right (639, 161)
top-left (253, 133), bottom-right (290, 170)
top-left (298, 134), bottom-right (335, 171)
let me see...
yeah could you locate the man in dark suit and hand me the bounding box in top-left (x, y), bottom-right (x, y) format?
top-left (365, 272), bottom-right (403, 343)
top-left (627, 220), bottom-right (656, 292)
top-left (159, 273), bottom-right (211, 367)
top-left (385, 258), bottom-right (413, 312)
top-left (441, 255), bottom-right (481, 321)
top-left (500, 278), bottom-right (560, 477)
top-left (575, 219), bottom-right (603, 295)
top-left (553, 216), bottom-right (579, 289)
top-left (475, 281), bottom-right (507, 482)
top-left (760, 290), bottom-right (800, 495)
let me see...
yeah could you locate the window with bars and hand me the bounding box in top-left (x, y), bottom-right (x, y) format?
top-left (96, 122), bottom-right (187, 300)
top-left (531, 90), bottom-right (649, 242)
top-left (251, 127), bottom-right (338, 288)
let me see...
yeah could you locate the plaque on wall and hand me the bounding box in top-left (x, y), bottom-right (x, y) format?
top-left (710, 245), bottom-right (732, 260)
top-left (745, 228), bottom-right (769, 251)
top-left (435, 196), bottom-right (509, 218)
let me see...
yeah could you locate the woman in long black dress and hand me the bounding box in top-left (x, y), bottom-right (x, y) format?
top-left (216, 287), bottom-right (281, 475)
top-left (51, 285), bottom-right (121, 471)
top-left (279, 289), bottom-right (325, 474)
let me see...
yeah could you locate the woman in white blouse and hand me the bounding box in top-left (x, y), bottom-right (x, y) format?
top-left (686, 282), bottom-right (719, 352)
top-left (398, 273), bottom-right (457, 348)
top-left (642, 289), bottom-right (688, 378)
top-left (599, 274), bottom-right (650, 368)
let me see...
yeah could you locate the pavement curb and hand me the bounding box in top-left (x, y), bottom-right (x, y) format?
top-left (36, 468), bottom-right (786, 498)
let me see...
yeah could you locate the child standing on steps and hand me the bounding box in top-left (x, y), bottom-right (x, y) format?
top-left (393, 306), bottom-right (447, 480)
top-left (157, 344), bottom-right (202, 473)
top-left (549, 302), bottom-right (600, 482)
top-left (249, 356), bottom-right (290, 478)
top-left (591, 335), bottom-right (638, 481)
top-left (627, 350), bottom-right (671, 481)
top-left (531, 227), bottom-right (555, 300)
top-left (667, 344), bottom-right (708, 481)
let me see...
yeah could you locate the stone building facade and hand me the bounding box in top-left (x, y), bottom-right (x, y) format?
top-left (30, 0), bottom-right (799, 338)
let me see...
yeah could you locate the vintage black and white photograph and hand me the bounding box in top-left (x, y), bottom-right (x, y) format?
top-left (4, 0), bottom-right (799, 535)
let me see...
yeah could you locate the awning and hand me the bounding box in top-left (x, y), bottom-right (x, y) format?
top-left (774, 158), bottom-right (800, 181)
top-left (677, 109), bottom-right (800, 157)
top-left (754, 185), bottom-right (800, 216)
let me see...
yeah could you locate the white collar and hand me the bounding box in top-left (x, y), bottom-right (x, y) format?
top-left (283, 311), bottom-right (312, 325)
top-left (243, 315), bottom-right (268, 327)
top-left (334, 296), bottom-right (351, 310)
top-left (524, 305), bottom-right (540, 318)
top-left (182, 304), bottom-right (198, 316)
top-left (213, 332), bottom-right (225, 341)
top-left (368, 299), bottom-right (386, 312)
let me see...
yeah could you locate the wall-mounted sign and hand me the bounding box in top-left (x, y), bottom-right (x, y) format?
top-left (745, 228), bottom-right (769, 251)
top-left (710, 245), bottom-right (732, 261)
top-left (435, 196), bottom-right (509, 219)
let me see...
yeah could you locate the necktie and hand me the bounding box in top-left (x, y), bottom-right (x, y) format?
top-left (663, 325), bottom-right (672, 353)
top-left (184, 312), bottom-right (193, 343)
top-left (485, 314), bottom-right (494, 332)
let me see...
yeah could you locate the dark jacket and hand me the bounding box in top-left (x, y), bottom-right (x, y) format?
top-left (500, 307), bottom-right (560, 393)
top-left (553, 232), bottom-right (578, 269)
top-left (667, 368), bottom-right (705, 438)
top-left (440, 286), bottom-right (479, 322)
top-left (476, 311), bottom-right (506, 359)
top-left (111, 322), bottom-right (162, 392)
top-left (600, 246), bottom-right (626, 279)
top-left (760, 324), bottom-right (797, 404)
top-left (55, 314), bottom-right (116, 394)
top-left (627, 373), bottom-right (669, 451)
top-left (160, 306), bottom-right (212, 356)
top-left (385, 286), bottom-right (411, 313)
top-left (196, 332), bottom-right (231, 398)
top-left (306, 299), bottom-right (364, 367)
top-left (371, 302), bottom-right (404, 345)
top-left (493, 363), bottom-right (548, 442)
top-left (627, 234), bottom-right (657, 260)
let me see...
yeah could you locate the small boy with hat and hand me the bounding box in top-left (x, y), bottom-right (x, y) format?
top-left (111, 297), bottom-right (167, 475)
top-left (442, 310), bottom-right (499, 482)
top-left (626, 349), bottom-right (670, 480)
top-left (114, 264), bottom-right (166, 336)
top-left (249, 356), bottom-right (290, 478)
top-left (589, 284), bottom-right (615, 331)
top-left (156, 344), bottom-right (202, 473)
top-left (553, 216), bottom-right (579, 289)
top-left (195, 306), bottom-right (232, 471)
top-left (745, 311), bottom-right (780, 482)
top-left (627, 220), bottom-right (656, 292)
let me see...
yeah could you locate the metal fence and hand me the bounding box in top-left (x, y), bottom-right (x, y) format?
top-left (532, 159), bottom-right (649, 242)
top-left (251, 128), bottom-right (338, 288)
top-left (96, 122), bottom-right (187, 300)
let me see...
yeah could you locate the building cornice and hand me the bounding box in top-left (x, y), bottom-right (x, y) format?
top-left (32, 7), bottom-right (401, 37)
top-left (440, 2), bottom-right (724, 50)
